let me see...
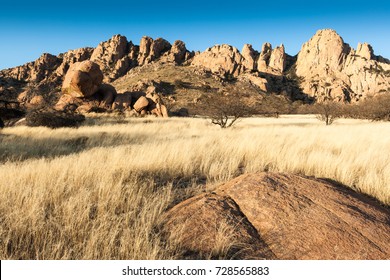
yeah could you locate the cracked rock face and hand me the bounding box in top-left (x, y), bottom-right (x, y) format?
top-left (162, 172), bottom-right (390, 259)
top-left (241, 44), bottom-right (258, 71)
top-left (257, 43), bottom-right (286, 74)
top-left (296, 29), bottom-right (390, 102)
top-left (137, 36), bottom-right (172, 66)
top-left (191, 44), bottom-right (245, 78)
top-left (91, 35), bottom-right (132, 82)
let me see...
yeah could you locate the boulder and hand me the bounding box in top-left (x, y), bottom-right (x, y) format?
top-left (150, 105), bottom-right (163, 117)
top-left (94, 83), bottom-right (117, 108)
top-left (160, 104), bottom-right (169, 117)
top-left (54, 94), bottom-right (83, 111)
top-left (133, 96), bottom-right (149, 112)
top-left (28, 95), bottom-right (45, 106)
top-left (162, 193), bottom-right (275, 259)
top-left (17, 91), bottom-right (28, 103)
top-left (76, 104), bottom-right (94, 114)
top-left (111, 93), bottom-right (132, 111)
top-left (163, 172), bottom-right (390, 259)
top-left (61, 60), bottom-right (103, 98)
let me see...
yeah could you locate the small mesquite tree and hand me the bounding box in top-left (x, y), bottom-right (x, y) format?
top-left (314, 101), bottom-right (342, 125)
top-left (204, 94), bottom-right (255, 128)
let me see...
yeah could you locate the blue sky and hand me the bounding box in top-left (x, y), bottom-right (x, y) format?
top-left (0, 0), bottom-right (389, 70)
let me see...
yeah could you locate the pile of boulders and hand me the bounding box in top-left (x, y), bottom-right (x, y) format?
top-left (55, 60), bottom-right (168, 117)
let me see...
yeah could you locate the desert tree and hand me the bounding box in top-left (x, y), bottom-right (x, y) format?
top-left (203, 94), bottom-right (256, 128)
top-left (314, 101), bottom-right (342, 125)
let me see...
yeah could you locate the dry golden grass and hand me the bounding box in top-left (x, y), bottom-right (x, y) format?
top-left (0, 114), bottom-right (389, 259)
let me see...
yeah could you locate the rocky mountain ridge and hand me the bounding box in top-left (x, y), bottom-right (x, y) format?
top-left (0, 29), bottom-right (389, 112)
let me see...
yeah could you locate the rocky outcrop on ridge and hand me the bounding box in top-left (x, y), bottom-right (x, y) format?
top-left (90, 35), bottom-right (136, 82)
top-left (162, 172), bottom-right (390, 259)
top-left (191, 44), bottom-right (245, 78)
top-left (55, 60), bottom-right (168, 116)
top-left (0, 29), bottom-right (389, 112)
top-left (295, 29), bottom-right (390, 102)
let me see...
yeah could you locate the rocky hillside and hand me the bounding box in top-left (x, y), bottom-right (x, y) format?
top-left (0, 29), bottom-right (389, 113)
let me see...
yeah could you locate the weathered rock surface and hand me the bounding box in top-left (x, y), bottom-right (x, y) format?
top-left (269, 44), bottom-right (286, 73)
top-left (257, 42), bottom-right (272, 72)
top-left (296, 29), bottom-right (390, 102)
top-left (91, 35), bottom-right (133, 82)
top-left (238, 73), bottom-right (268, 92)
top-left (137, 36), bottom-right (154, 66)
top-left (162, 40), bottom-right (192, 64)
top-left (241, 44), bottom-right (258, 71)
top-left (3, 53), bottom-right (61, 82)
top-left (56, 47), bottom-right (94, 77)
top-left (133, 96), bottom-right (149, 112)
top-left (163, 172), bottom-right (390, 259)
top-left (191, 45), bottom-right (245, 78)
top-left (163, 193), bottom-right (275, 259)
top-left (257, 43), bottom-right (287, 74)
top-left (111, 92), bottom-right (132, 111)
top-left (61, 60), bottom-right (103, 98)
top-left (137, 36), bottom-right (171, 66)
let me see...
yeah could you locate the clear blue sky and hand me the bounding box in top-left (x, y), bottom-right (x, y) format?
top-left (1, 0), bottom-right (389, 70)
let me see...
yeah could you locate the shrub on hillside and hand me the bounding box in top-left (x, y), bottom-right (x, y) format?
top-left (26, 109), bottom-right (85, 128)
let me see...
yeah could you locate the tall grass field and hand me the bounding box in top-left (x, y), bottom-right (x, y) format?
top-left (0, 115), bottom-right (389, 259)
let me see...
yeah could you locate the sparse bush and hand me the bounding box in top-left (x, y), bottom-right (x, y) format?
top-left (255, 95), bottom-right (295, 116)
top-left (170, 108), bottom-right (189, 117)
top-left (204, 94), bottom-right (256, 128)
top-left (26, 109), bottom-right (85, 128)
top-left (362, 95), bottom-right (390, 121)
top-left (314, 102), bottom-right (342, 125)
top-left (345, 94), bottom-right (390, 121)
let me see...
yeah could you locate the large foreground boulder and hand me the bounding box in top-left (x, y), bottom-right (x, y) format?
top-left (162, 172), bottom-right (390, 259)
top-left (61, 60), bottom-right (103, 98)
